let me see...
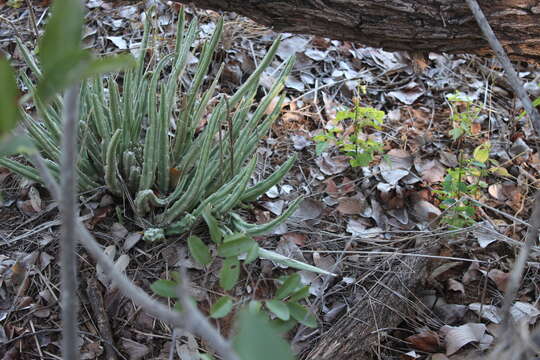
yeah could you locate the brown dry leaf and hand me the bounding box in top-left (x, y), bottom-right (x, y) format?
top-left (28, 186), bottom-right (42, 212)
top-left (406, 330), bottom-right (440, 353)
top-left (417, 159), bottom-right (446, 184)
top-left (440, 151), bottom-right (458, 168)
top-left (463, 261), bottom-right (481, 284)
top-left (488, 184), bottom-right (505, 201)
top-left (471, 122), bottom-right (481, 135)
top-left (291, 199), bottom-right (323, 221)
top-left (281, 232), bottom-right (307, 246)
top-left (122, 338), bottom-right (150, 360)
top-left (324, 178), bottom-right (339, 198)
top-left (488, 269), bottom-right (509, 292)
top-left (440, 323), bottom-right (487, 356)
top-left (448, 279), bottom-right (465, 294)
top-left (336, 195), bottom-right (366, 215)
top-left (315, 154), bottom-right (350, 175)
top-left (411, 199), bottom-right (441, 223)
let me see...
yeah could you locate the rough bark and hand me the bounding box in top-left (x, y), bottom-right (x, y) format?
top-left (177, 0), bottom-right (540, 62)
top-left (305, 253), bottom-right (431, 360)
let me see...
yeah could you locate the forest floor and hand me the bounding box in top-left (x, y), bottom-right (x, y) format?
top-left (1, 1), bottom-right (540, 359)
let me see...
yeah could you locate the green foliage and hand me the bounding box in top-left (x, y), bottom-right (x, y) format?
top-left (434, 141), bottom-right (507, 228)
top-left (1, 9), bottom-right (296, 236)
top-left (233, 310), bottom-right (295, 360)
top-left (313, 97), bottom-right (385, 167)
top-left (210, 296), bottom-right (234, 319)
top-left (187, 235), bottom-right (212, 266)
top-left (446, 91), bottom-right (482, 140)
top-left (0, 57), bottom-right (20, 136)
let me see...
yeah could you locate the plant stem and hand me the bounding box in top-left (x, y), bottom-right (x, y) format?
top-left (60, 84), bottom-right (81, 360)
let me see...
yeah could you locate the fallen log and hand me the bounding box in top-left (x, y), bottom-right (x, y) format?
top-left (175, 0), bottom-right (540, 62)
top-left (305, 251), bottom-right (432, 359)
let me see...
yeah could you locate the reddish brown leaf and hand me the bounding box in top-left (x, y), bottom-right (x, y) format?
top-left (405, 330), bottom-right (440, 352)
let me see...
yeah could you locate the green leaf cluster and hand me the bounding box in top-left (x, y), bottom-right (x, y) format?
top-left (435, 141), bottom-right (509, 228)
top-left (313, 101), bottom-right (385, 167)
top-left (446, 91), bottom-right (483, 140)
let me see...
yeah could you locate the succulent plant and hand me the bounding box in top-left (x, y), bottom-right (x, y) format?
top-left (0, 9), bottom-right (299, 235)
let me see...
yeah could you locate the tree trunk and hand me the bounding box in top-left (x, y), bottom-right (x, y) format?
top-left (177, 0), bottom-right (540, 62)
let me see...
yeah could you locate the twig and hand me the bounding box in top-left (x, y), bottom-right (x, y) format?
top-left (59, 84), bottom-right (81, 360)
top-left (464, 0), bottom-right (540, 140)
top-left (24, 0), bottom-right (40, 40)
top-left (86, 274), bottom-right (118, 360)
top-left (500, 192), bottom-right (540, 327)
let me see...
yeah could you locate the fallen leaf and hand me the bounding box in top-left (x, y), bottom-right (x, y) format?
top-left (122, 339), bottom-right (150, 360)
top-left (123, 232), bottom-right (142, 251)
top-left (107, 36), bottom-right (128, 49)
top-left (440, 323), bottom-right (486, 356)
top-left (28, 186), bottom-right (42, 212)
top-left (416, 159), bottom-right (446, 184)
top-left (468, 303), bottom-right (502, 324)
top-left (336, 195), bottom-right (367, 215)
top-left (487, 269), bottom-right (509, 292)
top-left (281, 232), bottom-right (307, 246)
top-left (262, 200), bottom-right (285, 216)
top-left (291, 199), bottom-right (323, 221)
top-left (315, 154), bottom-right (350, 175)
top-left (447, 279), bottom-right (465, 294)
top-left (405, 330), bottom-right (440, 352)
top-left (411, 200), bottom-right (441, 223)
top-left (510, 302), bottom-right (540, 324)
top-left (388, 82), bottom-right (424, 105)
top-left (111, 222), bottom-right (128, 239)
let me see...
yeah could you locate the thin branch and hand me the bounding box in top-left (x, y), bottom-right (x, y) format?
top-left (500, 192), bottom-right (540, 326)
top-left (464, 0), bottom-right (540, 139)
top-left (59, 84), bottom-right (81, 360)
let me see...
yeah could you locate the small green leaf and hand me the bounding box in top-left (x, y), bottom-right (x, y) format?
top-left (210, 296), bottom-right (234, 319)
top-left (489, 166), bottom-right (511, 177)
top-left (233, 310), bottom-right (294, 360)
top-left (265, 300), bottom-right (290, 321)
top-left (150, 279), bottom-right (177, 298)
top-left (219, 257), bottom-right (240, 291)
top-left (270, 318), bottom-right (298, 334)
top-left (335, 110), bottom-right (354, 121)
top-left (202, 208), bottom-right (222, 244)
top-left (287, 302), bottom-right (317, 328)
top-left (0, 135), bottom-right (36, 156)
top-left (39, 0), bottom-right (84, 73)
top-left (188, 235), bottom-right (212, 266)
top-left (288, 285), bottom-right (310, 302)
top-left (248, 300), bottom-right (262, 314)
top-left (0, 57), bottom-right (20, 135)
top-left (198, 354), bottom-right (214, 360)
top-left (275, 273), bottom-right (301, 300)
top-left (473, 142), bottom-right (490, 163)
top-left (243, 243), bottom-right (259, 265)
top-left (218, 234), bottom-right (255, 257)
